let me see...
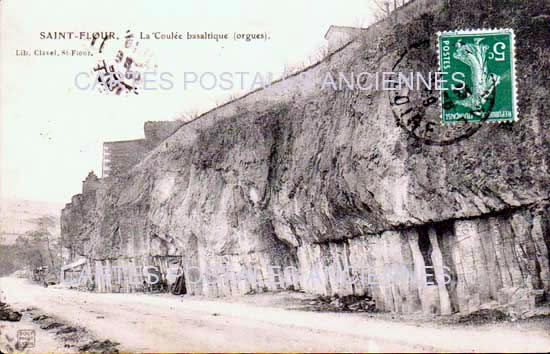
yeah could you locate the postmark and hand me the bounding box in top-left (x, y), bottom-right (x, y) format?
top-left (438, 29), bottom-right (517, 124)
top-left (87, 30), bottom-right (157, 95)
top-left (389, 40), bottom-right (485, 146)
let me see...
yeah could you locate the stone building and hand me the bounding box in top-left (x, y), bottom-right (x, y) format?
top-left (102, 121), bottom-right (181, 177)
top-left (82, 171), bottom-right (100, 194)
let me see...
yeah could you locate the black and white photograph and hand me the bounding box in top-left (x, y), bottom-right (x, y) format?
top-left (0, 0), bottom-right (549, 352)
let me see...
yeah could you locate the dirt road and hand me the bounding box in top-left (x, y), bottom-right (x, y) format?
top-left (1, 277), bottom-right (549, 352)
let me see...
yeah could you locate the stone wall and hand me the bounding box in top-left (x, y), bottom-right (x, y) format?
top-left (102, 121), bottom-right (182, 177)
top-left (144, 121), bottom-right (182, 146)
top-left (102, 139), bottom-right (151, 177)
top-left (82, 171), bottom-right (100, 194)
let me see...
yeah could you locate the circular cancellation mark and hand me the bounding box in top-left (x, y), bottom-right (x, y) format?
top-left (388, 40), bottom-right (495, 146)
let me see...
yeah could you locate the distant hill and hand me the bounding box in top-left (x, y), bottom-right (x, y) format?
top-left (0, 199), bottom-right (64, 245)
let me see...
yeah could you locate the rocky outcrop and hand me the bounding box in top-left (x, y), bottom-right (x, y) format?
top-left (294, 205), bottom-right (549, 316)
top-left (61, 0), bottom-right (549, 316)
top-left (0, 301), bottom-right (22, 322)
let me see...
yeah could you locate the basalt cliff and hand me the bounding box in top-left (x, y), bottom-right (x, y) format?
top-left (61, 0), bottom-right (550, 316)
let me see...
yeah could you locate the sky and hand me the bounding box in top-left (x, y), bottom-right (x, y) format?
top-left (0, 0), bottom-right (377, 204)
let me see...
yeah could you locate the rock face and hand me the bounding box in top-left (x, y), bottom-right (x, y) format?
top-left (61, 0), bottom-right (549, 316)
top-left (0, 302), bottom-right (22, 322)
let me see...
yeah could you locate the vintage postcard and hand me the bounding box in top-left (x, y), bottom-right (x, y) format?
top-left (1, 0), bottom-right (549, 352)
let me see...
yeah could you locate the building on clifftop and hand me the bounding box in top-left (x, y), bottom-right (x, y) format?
top-left (101, 121), bottom-right (181, 177)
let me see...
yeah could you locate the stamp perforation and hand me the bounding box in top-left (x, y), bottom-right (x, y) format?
top-left (437, 28), bottom-right (518, 125)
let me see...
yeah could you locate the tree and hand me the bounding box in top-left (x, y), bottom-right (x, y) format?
top-left (4, 216), bottom-right (62, 277)
top-left (14, 235), bottom-right (45, 270)
top-left (0, 215), bottom-right (61, 278)
top-left (31, 216), bottom-right (58, 270)
top-left (369, 0), bottom-right (412, 20)
top-left (0, 244), bottom-right (19, 276)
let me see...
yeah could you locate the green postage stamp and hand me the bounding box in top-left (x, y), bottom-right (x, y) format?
top-left (438, 29), bottom-right (517, 124)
